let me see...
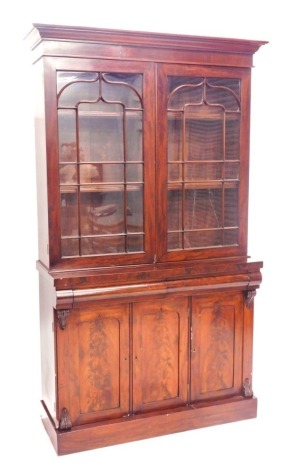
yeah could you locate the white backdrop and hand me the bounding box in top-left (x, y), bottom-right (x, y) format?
top-left (1, 1), bottom-right (279, 468)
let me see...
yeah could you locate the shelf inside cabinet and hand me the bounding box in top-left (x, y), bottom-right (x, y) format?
top-left (60, 184), bottom-right (143, 193)
top-left (168, 181), bottom-right (238, 190)
top-left (168, 112), bottom-right (240, 120)
top-left (58, 109), bottom-right (143, 117)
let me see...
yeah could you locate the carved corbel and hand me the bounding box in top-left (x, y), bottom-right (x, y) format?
top-left (55, 309), bottom-right (71, 330)
top-left (59, 408), bottom-right (72, 431)
top-left (242, 378), bottom-right (253, 398)
top-left (245, 290), bottom-right (256, 308)
top-left (214, 302), bottom-right (222, 315)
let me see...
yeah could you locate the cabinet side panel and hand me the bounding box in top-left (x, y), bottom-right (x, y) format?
top-left (34, 59), bottom-right (49, 267)
top-left (39, 273), bottom-right (57, 424)
top-left (242, 294), bottom-right (254, 393)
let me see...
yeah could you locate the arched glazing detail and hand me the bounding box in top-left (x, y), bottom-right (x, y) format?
top-left (167, 76), bottom-right (241, 251)
top-left (57, 71), bottom-right (144, 258)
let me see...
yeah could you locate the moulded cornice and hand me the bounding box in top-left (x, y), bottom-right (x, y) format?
top-left (26, 23), bottom-right (268, 55)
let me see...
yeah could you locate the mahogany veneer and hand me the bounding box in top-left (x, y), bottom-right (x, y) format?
top-left (26, 23), bottom-right (266, 455)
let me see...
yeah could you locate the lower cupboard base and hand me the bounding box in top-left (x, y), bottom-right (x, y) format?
top-left (41, 396), bottom-right (257, 455)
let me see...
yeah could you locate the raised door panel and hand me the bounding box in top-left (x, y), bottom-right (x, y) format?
top-left (56, 303), bottom-right (129, 426)
top-left (190, 292), bottom-right (243, 402)
top-left (133, 297), bottom-right (189, 413)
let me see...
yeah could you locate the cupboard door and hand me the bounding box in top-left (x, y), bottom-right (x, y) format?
top-left (157, 63), bottom-right (250, 262)
top-left (47, 58), bottom-right (155, 268)
top-left (133, 297), bottom-right (189, 413)
top-left (56, 303), bottom-right (130, 426)
top-left (190, 292), bottom-right (243, 402)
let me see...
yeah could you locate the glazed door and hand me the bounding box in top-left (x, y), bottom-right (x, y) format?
top-left (56, 303), bottom-right (130, 426)
top-left (190, 292), bottom-right (243, 402)
top-left (46, 58), bottom-right (155, 269)
top-left (133, 297), bottom-right (189, 413)
top-left (157, 63), bottom-right (251, 262)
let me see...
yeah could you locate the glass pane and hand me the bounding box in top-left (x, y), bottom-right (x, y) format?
top-left (168, 189), bottom-right (182, 231)
top-left (127, 186), bottom-right (144, 233)
top-left (207, 77), bottom-right (240, 95)
top-left (168, 163), bottom-right (182, 182)
top-left (185, 229), bottom-right (223, 248)
top-left (58, 110), bottom-right (77, 162)
top-left (185, 189), bottom-right (222, 230)
top-left (60, 164), bottom-right (78, 184)
top-left (168, 232), bottom-right (182, 250)
top-left (80, 193), bottom-right (95, 236)
top-left (126, 112), bottom-right (143, 161)
top-left (126, 164), bottom-right (143, 183)
top-left (80, 191), bottom-right (125, 237)
top-left (184, 162), bottom-right (222, 181)
top-left (79, 164), bottom-right (124, 184)
top-left (81, 236), bottom-right (125, 256)
top-left (168, 77), bottom-right (203, 109)
top-left (224, 188), bottom-right (238, 227)
top-left (206, 78), bottom-right (240, 111)
top-left (78, 102), bottom-right (124, 162)
top-left (58, 77), bottom-right (99, 107)
top-left (225, 162), bottom-right (239, 180)
top-left (102, 73), bottom-right (142, 109)
top-left (127, 234), bottom-right (144, 252)
top-left (79, 163), bottom-right (103, 183)
top-left (57, 71), bottom-right (99, 94)
top-left (61, 238), bottom-right (79, 257)
top-left (102, 73), bottom-right (142, 96)
top-left (168, 112), bottom-right (182, 162)
top-left (186, 110), bottom-right (224, 162)
top-left (224, 228), bottom-right (238, 245)
top-left (60, 189), bottom-right (79, 237)
top-left (225, 117), bottom-right (240, 160)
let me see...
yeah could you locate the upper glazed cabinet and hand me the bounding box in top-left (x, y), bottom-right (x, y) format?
top-left (28, 25), bottom-right (264, 270)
